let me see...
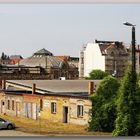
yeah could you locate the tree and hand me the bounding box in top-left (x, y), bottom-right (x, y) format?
top-left (88, 75), bottom-right (120, 132)
top-left (113, 66), bottom-right (140, 136)
top-left (87, 69), bottom-right (109, 80)
top-left (1, 52), bottom-right (9, 60)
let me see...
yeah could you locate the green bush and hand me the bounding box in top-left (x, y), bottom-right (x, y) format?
top-left (88, 69), bottom-right (109, 80)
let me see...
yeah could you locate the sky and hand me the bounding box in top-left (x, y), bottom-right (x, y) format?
top-left (0, 4), bottom-right (140, 58)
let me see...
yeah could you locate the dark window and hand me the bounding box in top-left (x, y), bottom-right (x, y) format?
top-left (77, 105), bottom-right (83, 117)
top-left (2, 101), bottom-right (4, 105)
top-left (81, 58), bottom-right (84, 64)
top-left (51, 102), bottom-right (56, 114)
top-left (7, 100), bottom-right (10, 110)
top-left (40, 99), bottom-right (43, 111)
top-left (12, 100), bottom-right (14, 111)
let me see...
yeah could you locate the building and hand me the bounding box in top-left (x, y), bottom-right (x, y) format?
top-left (0, 59), bottom-right (10, 65)
top-left (79, 40), bottom-right (130, 78)
top-left (55, 56), bottom-right (79, 68)
top-left (19, 48), bottom-right (78, 79)
top-left (55, 56), bottom-right (79, 78)
top-left (9, 55), bottom-right (23, 65)
top-left (0, 80), bottom-right (101, 125)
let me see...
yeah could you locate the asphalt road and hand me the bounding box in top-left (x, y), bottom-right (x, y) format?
top-left (0, 130), bottom-right (42, 136)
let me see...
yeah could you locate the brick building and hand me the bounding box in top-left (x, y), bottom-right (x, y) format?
top-left (0, 80), bottom-right (101, 125)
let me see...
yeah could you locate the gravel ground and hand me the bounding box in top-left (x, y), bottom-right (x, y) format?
top-left (0, 130), bottom-right (43, 136)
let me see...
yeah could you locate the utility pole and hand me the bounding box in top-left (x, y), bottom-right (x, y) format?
top-left (123, 22), bottom-right (136, 73)
top-left (132, 26), bottom-right (136, 72)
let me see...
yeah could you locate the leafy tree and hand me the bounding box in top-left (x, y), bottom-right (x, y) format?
top-left (87, 69), bottom-right (109, 80)
top-left (88, 75), bottom-right (120, 132)
top-left (1, 52), bottom-right (9, 60)
top-left (113, 66), bottom-right (140, 136)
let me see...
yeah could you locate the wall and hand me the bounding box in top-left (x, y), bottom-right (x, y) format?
top-left (41, 96), bottom-right (92, 125)
top-left (84, 43), bottom-right (105, 77)
top-left (41, 96), bottom-right (70, 123)
top-left (69, 98), bottom-right (92, 125)
top-left (0, 92), bottom-right (92, 126)
top-left (23, 94), bottom-right (41, 120)
top-left (0, 93), bottom-right (23, 117)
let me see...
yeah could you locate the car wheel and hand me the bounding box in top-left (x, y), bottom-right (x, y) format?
top-left (7, 124), bottom-right (13, 130)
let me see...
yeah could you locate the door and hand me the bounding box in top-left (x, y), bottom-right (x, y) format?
top-left (63, 106), bottom-right (68, 123)
top-left (32, 103), bottom-right (37, 120)
top-left (27, 103), bottom-right (32, 118)
top-left (24, 102), bottom-right (28, 117)
top-left (16, 102), bottom-right (20, 117)
top-left (1, 100), bottom-right (5, 114)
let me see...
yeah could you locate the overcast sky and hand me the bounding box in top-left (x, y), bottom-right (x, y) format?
top-left (0, 4), bottom-right (140, 58)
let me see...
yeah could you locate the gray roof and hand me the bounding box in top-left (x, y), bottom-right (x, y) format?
top-left (19, 56), bottom-right (64, 68)
top-left (6, 80), bottom-right (101, 95)
top-left (34, 48), bottom-right (53, 56)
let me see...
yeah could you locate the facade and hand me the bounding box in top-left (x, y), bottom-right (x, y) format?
top-left (79, 40), bottom-right (130, 78)
top-left (0, 80), bottom-right (101, 125)
top-left (19, 48), bottom-right (78, 79)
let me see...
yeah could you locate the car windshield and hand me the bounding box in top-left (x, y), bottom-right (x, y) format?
top-left (0, 118), bottom-right (6, 122)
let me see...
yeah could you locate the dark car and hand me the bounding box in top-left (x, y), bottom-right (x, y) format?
top-left (0, 118), bottom-right (15, 130)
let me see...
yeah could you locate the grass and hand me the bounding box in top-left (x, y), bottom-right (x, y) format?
top-left (0, 114), bottom-right (111, 136)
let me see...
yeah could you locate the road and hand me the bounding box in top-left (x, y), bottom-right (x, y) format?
top-left (0, 129), bottom-right (42, 136)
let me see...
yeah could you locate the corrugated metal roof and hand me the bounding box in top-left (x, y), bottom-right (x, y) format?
top-left (19, 56), bottom-right (64, 68)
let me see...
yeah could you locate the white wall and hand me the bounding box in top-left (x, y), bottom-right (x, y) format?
top-left (84, 43), bottom-right (105, 77)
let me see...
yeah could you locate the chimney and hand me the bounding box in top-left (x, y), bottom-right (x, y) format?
top-left (88, 81), bottom-right (94, 95)
top-left (32, 83), bottom-right (36, 95)
top-left (2, 80), bottom-right (6, 90)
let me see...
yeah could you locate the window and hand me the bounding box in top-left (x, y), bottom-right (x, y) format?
top-left (77, 105), bottom-right (84, 117)
top-left (12, 100), bottom-right (14, 111)
top-left (7, 100), bottom-right (10, 110)
top-left (51, 102), bottom-right (56, 114)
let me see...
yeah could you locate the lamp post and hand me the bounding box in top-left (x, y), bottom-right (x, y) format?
top-left (123, 22), bottom-right (136, 72)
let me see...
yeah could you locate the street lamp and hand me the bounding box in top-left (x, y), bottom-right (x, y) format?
top-left (123, 22), bottom-right (136, 72)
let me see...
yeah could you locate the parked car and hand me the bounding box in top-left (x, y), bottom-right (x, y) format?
top-left (0, 118), bottom-right (15, 130)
